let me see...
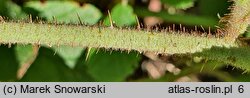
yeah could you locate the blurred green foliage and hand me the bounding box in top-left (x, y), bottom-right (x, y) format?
top-left (103, 3), bottom-right (136, 27)
top-left (0, 0), bottom-right (250, 82)
top-left (161, 0), bottom-right (196, 9)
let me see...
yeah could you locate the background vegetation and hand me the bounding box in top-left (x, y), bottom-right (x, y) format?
top-left (0, 0), bottom-right (250, 82)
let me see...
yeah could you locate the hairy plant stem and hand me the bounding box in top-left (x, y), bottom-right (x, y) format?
top-left (0, 22), bottom-right (237, 54)
top-left (223, 0), bottom-right (250, 41)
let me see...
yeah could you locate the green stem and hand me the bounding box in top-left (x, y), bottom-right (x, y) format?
top-left (0, 22), bottom-right (236, 54)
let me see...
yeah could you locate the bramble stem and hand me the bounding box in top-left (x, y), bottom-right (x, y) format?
top-left (223, 0), bottom-right (250, 40)
top-left (0, 22), bottom-right (236, 54)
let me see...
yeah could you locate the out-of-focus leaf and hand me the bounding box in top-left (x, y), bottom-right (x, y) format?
top-left (8, 1), bottom-right (27, 19)
top-left (246, 32), bottom-right (250, 38)
top-left (0, 0), bottom-right (8, 16)
top-left (86, 49), bottom-right (141, 81)
top-left (25, 1), bottom-right (102, 24)
top-left (198, 0), bottom-right (231, 17)
top-left (53, 46), bottom-right (84, 69)
top-left (73, 49), bottom-right (96, 82)
top-left (104, 3), bottom-right (136, 27)
top-left (14, 45), bottom-right (38, 79)
top-left (0, 0), bottom-right (27, 19)
top-left (245, 33), bottom-right (250, 38)
top-left (20, 47), bottom-right (77, 81)
top-left (135, 7), bottom-right (217, 28)
top-left (0, 45), bottom-right (18, 81)
top-left (244, 26), bottom-right (250, 38)
top-left (234, 74), bottom-right (250, 82)
top-left (14, 45), bottom-right (34, 67)
top-left (161, 0), bottom-right (196, 9)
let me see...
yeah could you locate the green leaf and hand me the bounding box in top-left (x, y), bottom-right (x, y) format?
top-left (0, 45), bottom-right (18, 81)
top-left (161, 0), bottom-right (196, 9)
top-left (0, 0), bottom-right (27, 19)
top-left (245, 32), bottom-right (250, 38)
top-left (104, 3), bottom-right (136, 27)
top-left (25, 1), bottom-right (102, 24)
top-left (86, 49), bottom-right (141, 81)
top-left (198, 0), bottom-right (231, 17)
top-left (134, 7), bottom-right (218, 28)
top-left (14, 45), bottom-right (34, 67)
top-left (244, 26), bottom-right (250, 38)
top-left (73, 49), bottom-right (96, 82)
top-left (0, 0), bottom-right (8, 16)
top-left (234, 74), bottom-right (250, 82)
top-left (194, 47), bottom-right (250, 72)
top-left (53, 46), bottom-right (84, 69)
top-left (20, 47), bottom-right (77, 81)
